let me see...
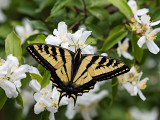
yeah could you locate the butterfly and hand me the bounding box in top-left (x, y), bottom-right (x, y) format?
top-left (26, 43), bottom-right (130, 105)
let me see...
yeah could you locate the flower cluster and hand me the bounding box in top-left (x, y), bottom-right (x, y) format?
top-left (15, 18), bottom-right (39, 45)
top-left (128, 0), bottom-right (160, 54)
top-left (45, 22), bottom-right (96, 54)
top-left (117, 66), bottom-right (149, 101)
top-left (0, 54), bottom-right (40, 98)
top-left (29, 80), bottom-right (68, 120)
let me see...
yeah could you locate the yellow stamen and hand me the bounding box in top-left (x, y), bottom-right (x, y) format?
top-left (139, 81), bottom-right (147, 90)
top-left (146, 32), bottom-right (157, 41)
top-left (39, 102), bottom-right (46, 108)
top-left (120, 42), bottom-right (128, 51)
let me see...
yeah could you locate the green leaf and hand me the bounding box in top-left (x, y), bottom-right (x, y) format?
top-left (131, 33), bottom-right (143, 63)
top-left (107, 0), bottom-right (133, 19)
top-left (30, 20), bottom-right (49, 32)
top-left (88, 7), bottom-right (110, 21)
top-left (109, 25), bottom-right (125, 36)
top-left (0, 24), bottom-right (12, 38)
top-left (50, 0), bottom-right (72, 18)
top-left (89, 0), bottom-right (110, 7)
top-left (30, 73), bottom-right (43, 84)
top-left (87, 24), bottom-right (104, 39)
top-left (41, 71), bottom-right (51, 89)
top-left (35, 0), bottom-right (54, 13)
top-left (85, 37), bottom-right (97, 45)
top-left (101, 26), bottom-right (128, 51)
top-left (16, 90), bottom-right (24, 108)
top-left (5, 31), bottom-right (22, 61)
top-left (0, 88), bottom-right (7, 110)
top-left (16, 1), bottom-right (37, 16)
top-left (28, 34), bottom-right (46, 44)
top-left (111, 78), bottom-right (118, 103)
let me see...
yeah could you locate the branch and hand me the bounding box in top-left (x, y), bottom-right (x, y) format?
top-left (82, 0), bottom-right (87, 18)
top-left (68, 21), bottom-right (80, 30)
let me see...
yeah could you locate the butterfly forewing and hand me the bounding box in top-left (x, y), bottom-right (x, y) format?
top-left (73, 55), bottom-right (129, 87)
top-left (26, 44), bottom-right (73, 83)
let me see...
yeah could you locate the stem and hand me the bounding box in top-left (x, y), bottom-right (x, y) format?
top-left (108, 48), bottom-right (112, 58)
top-left (68, 21), bottom-right (80, 30)
top-left (144, 0), bottom-right (156, 8)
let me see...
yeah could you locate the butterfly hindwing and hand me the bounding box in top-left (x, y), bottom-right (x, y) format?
top-left (26, 43), bottom-right (74, 85)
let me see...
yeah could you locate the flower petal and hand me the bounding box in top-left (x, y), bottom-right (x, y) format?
top-left (135, 8), bottom-right (149, 16)
top-left (123, 82), bottom-right (135, 96)
top-left (151, 20), bottom-right (160, 26)
top-left (146, 40), bottom-right (160, 54)
top-left (34, 102), bottom-right (45, 114)
top-left (81, 108), bottom-right (92, 120)
top-left (141, 14), bottom-right (150, 25)
top-left (101, 53), bottom-right (108, 56)
top-left (29, 80), bottom-right (41, 92)
top-left (137, 36), bottom-right (146, 48)
top-left (66, 33), bottom-right (74, 45)
top-left (117, 42), bottom-right (122, 57)
top-left (81, 45), bottom-right (96, 54)
top-left (65, 101), bottom-right (76, 119)
top-left (57, 22), bottom-right (67, 36)
top-left (122, 51), bottom-right (134, 60)
top-left (152, 28), bottom-right (160, 34)
top-left (23, 18), bottom-right (33, 33)
top-left (79, 31), bottom-right (91, 44)
top-left (49, 112), bottom-right (55, 120)
top-left (0, 10), bottom-right (6, 23)
top-left (127, 0), bottom-right (137, 13)
top-left (0, 80), bottom-right (18, 98)
top-left (138, 90), bottom-right (146, 101)
top-left (45, 35), bottom-right (62, 45)
top-left (73, 30), bottom-right (82, 43)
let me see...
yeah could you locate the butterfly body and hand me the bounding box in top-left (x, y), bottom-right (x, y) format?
top-left (26, 43), bottom-right (130, 105)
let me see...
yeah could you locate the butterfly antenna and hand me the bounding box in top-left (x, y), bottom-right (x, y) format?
top-left (81, 42), bottom-right (92, 50)
top-left (70, 37), bottom-right (77, 51)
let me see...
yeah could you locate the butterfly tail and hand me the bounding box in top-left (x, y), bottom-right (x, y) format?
top-left (58, 92), bottom-right (67, 106)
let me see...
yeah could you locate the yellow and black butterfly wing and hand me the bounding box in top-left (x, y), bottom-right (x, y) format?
top-left (26, 43), bottom-right (74, 88)
top-left (73, 55), bottom-right (130, 94)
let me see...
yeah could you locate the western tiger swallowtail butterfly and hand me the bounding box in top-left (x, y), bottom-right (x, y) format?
top-left (26, 43), bottom-right (130, 105)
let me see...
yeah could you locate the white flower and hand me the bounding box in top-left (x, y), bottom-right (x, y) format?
top-left (101, 53), bottom-right (108, 56)
top-left (118, 66), bottom-right (149, 101)
top-left (117, 38), bottom-right (133, 60)
top-left (30, 80), bottom-right (68, 120)
top-left (0, 0), bottom-right (10, 23)
top-left (66, 29), bottom-right (96, 54)
top-left (65, 82), bottom-right (108, 120)
top-left (129, 13), bottom-right (160, 54)
top-left (15, 18), bottom-right (39, 44)
top-left (136, 14), bottom-right (160, 27)
top-left (129, 107), bottom-right (158, 120)
top-left (137, 28), bottom-right (160, 54)
top-left (45, 22), bottom-right (68, 46)
top-left (0, 54), bottom-right (40, 98)
top-left (127, 0), bottom-right (149, 23)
